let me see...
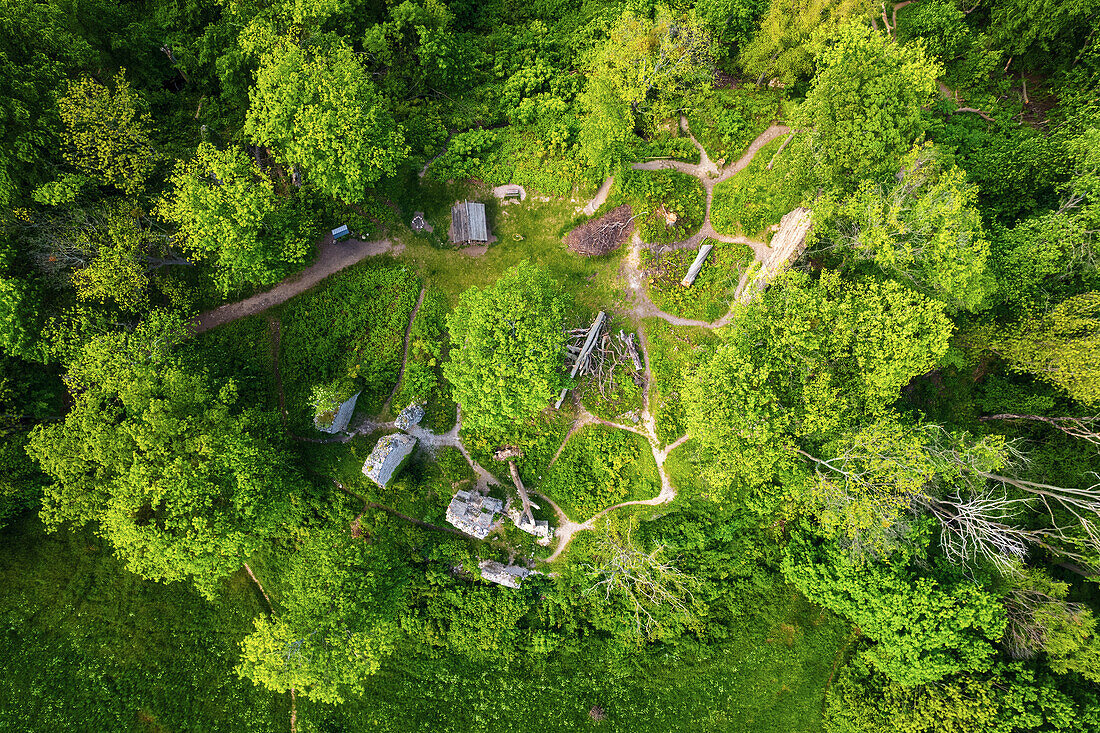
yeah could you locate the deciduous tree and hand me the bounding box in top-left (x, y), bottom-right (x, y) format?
top-left (158, 142), bottom-right (312, 294)
top-left (245, 39), bottom-right (408, 204)
top-left (796, 23), bottom-right (940, 186)
top-left (443, 261), bottom-right (571, 434)
top-left (27, 312), bottom-right (298, 599)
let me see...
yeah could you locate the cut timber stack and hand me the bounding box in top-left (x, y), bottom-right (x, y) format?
top-left (555, 311), bottom-right (606, 409)
top-left (681, 243), bottom-right (714, 286)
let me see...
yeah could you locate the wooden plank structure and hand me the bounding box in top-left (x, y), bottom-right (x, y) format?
top-left (451, 200), bottom-right (488, 244)
top-left (680, 243), bottom-right (714, 286)
top-left (735, 207), bottom-right (812, 305)
top-left (555, 311), bottom-right (606, 409)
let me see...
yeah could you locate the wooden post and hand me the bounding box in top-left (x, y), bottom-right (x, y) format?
top-left (681, 244), bottom-right (713, 287)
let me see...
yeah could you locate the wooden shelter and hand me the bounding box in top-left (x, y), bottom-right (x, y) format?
top-left (451, 201), bottom-right (489, 245)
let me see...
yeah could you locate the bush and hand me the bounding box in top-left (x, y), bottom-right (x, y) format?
top-left (278, 260), bottom-right (419, 431)
top-left (539, 425), bottom-right (659, 519)
top-left (617, 170), bottom-right (706, 245)
top-left (395, 288), bottom-right (456, 431)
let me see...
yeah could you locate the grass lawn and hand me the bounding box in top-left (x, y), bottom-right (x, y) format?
top-left (0, 512), bottom-right (285, 732)
top-left (711, 134), bottom-right (812, 241)
top-left (643, 241), bottom-right (755, 322)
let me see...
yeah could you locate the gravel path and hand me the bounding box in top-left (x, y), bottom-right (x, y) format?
top-left (193, 236), bottom-right (400, 333)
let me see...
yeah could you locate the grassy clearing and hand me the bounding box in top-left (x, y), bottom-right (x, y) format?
top-left (711, 134), bottom-right (810, 241)
top-left (642, 241), bottom-right (755, 322)
top-left (396, 198), bottom-right (627, 318)
top-left (687, 88), bottom-right (784, 164)
top-left (0, 512), bottom-right (285, 732)
top-left (274, 258), bottom-right (420, 432)
top-left (538, 424), bottom-right (659, 520)
top-left (643, 319), bottom-right (718, 445)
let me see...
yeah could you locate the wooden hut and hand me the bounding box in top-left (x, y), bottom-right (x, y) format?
top-left (451, 201), bottom-right (489, 245)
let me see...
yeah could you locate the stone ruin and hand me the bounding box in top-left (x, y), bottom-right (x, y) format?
top-left (510, 509), bottom-right (553, 546)
top-left (446, 489), bottom-right (503, 539)
top-left (395, 402), bottom-right (425, 431)
top-left (314, 391), bottom-right (359, 434)
top-left (478, 559), bottom-right (531, 589)
top-left (362, 433), bottom-right (417, 488)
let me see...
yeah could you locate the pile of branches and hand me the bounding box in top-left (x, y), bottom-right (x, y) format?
top-left (566, 322), bottom-right (644, 399)
top-left (566, 204), bottom-right (637, 256)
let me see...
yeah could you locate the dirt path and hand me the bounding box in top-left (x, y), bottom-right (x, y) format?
top-left (579, 176), bottom-right (614, 216)
top-left (619, 122), bottom-right (798, 331)
top-left (193, 237), bottom-right (400, 333)
top-left (380, 286), bottom-right (427, 417)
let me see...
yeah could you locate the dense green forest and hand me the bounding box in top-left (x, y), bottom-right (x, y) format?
top-left (1, 0), bottom-right (1099, 729)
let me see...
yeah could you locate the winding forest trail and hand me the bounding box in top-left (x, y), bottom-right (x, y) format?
top-left (618, 120), bottom-right (794, 330)
top-left (193, 236), bottom-right (400, 333)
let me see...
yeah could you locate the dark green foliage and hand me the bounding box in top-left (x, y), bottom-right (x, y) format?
top-left (616, 169), bottom-right (706, 244)
top-left (539, 425), bottom-right (659, 519)
top-left (277, 260), bottom-right (420, 430)
top-left (0, 514), bottom-right (285, 731)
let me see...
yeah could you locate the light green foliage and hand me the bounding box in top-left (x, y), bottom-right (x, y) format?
top-left (783, 531), bottom-right (1006, 686)
top-left (237, 523), bottom-right (409, 704)
top-left (1005, 567), bottom-right (1100, 683)
top-left (246, 40), bottom-right (408, 204)
top-left (443, 261), bottom-right (570, 434)
top-left (825, 652), bottom-right (999, 733)
top-left (995, 291), bottom-right (1100, 405)
top-left (578, 7), bottom-right (713, 172)
top-left (617, 169), bottom-right (706, 244)
top-left (814, 145), bottom-right (995, 311)
top-left (278, 261), bottom-right (419, 428)
top-left (57, 70), bottom-right (156, 195)
top-left (26, 312), bottom-right (297, 599)
top-left (686, 87), bottom-right (782, 162)
top-left (685, 271), bottom-right (953, 508)
top-left (796, 23), bottom-right (940, 186)
top-left (739, 0), bottom-right (871, 86)
top-left (825, 655), bottom-right (1100, 733)
top-left (158, 142), bottom-right (312, 294)
top-left (540, 425), bottom-right (659, 519)
top-left (710, 133), bottom-right (812, 238)
top-left (585, 7), bottom-right (714, 119)
top-left (68, 204), bottom-right (152, 311)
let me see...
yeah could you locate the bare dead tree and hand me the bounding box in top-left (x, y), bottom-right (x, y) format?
top-left (583, 526), bottom-right (696, 638)
top-left (980, 414), bottom-right (1100, 447)
top-left (917, 490), bottom-right (1032, 575)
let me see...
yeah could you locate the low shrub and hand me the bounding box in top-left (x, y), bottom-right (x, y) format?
top-left (688, 88), bottom-right (783, 163)
top-left (539, 425), bottom-right (659, 519)
top-left (711, 136), bottom-right (810, 239)
top-left (616, 169), bottom-right (706, 245)
top-left (642, 241), bottom-right (755, 322)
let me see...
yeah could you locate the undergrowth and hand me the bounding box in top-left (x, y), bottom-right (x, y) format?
top-left (642, 241), bottom-right (755, 322)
